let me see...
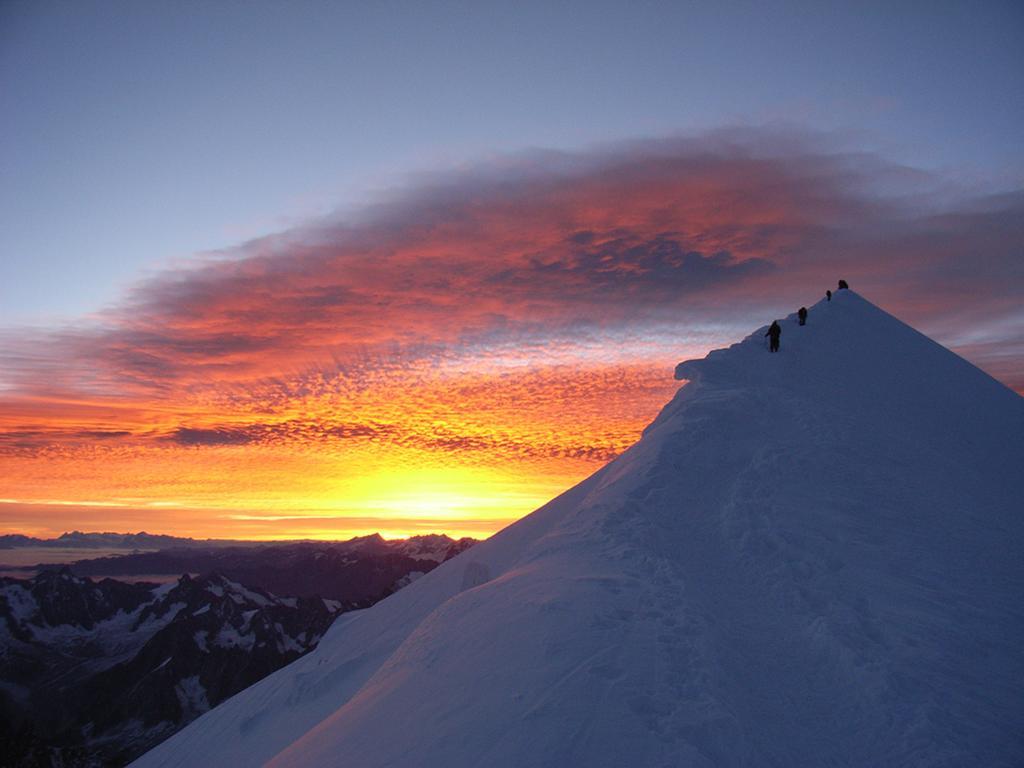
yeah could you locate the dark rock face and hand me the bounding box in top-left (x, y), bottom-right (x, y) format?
top-left (1, 570), bottom-right (340, 767)
top-left (0, 535), bottom-right (475, 767)
top-left (27, 569), bottom-right (154, 631)
top-left (62, 574), bottom-right (343, 766)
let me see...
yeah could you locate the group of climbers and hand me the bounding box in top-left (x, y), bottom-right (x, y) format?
top-left (765, 279), bottom-right (848, 353)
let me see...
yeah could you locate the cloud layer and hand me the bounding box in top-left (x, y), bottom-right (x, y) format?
top-left (2, 127), bottom-right (1021, 536)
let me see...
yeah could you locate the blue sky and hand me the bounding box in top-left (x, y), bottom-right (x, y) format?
top-left (2, 0), bottom-right (1022, 323)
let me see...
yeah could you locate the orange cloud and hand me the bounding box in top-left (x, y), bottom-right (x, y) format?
top-left (2, 129), bottom-right (1021, 538)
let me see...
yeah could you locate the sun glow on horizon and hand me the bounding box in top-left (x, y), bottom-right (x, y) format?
top-left (1, 353), bottom-right (684, 540)
top-left (0, 406), bottom-right (640, 541)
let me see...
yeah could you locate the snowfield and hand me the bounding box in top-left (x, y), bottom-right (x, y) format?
top-left (132, 291), bottom-right (1024, 768)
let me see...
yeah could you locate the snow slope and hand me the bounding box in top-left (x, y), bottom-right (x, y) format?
top-left (132, 291), bottom-right (1024, 768)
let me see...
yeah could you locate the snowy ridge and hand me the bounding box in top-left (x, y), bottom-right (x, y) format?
top-left (132, 291), bottom-right (1024, 768)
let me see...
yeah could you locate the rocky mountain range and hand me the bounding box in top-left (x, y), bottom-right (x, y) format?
top-left (0, 534), bottom-right (475, 767)
top-left (67, 534), bottom-right (476, 602)
top-left (0, 532), bottom-right (230, 551)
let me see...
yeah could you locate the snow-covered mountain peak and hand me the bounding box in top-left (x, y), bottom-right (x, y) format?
top-left (133, 292), bottom-right (1024, 768)
top-left (676, 289), bottom-right (1017, 417)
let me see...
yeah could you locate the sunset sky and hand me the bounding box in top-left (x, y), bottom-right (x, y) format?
top-left (2, 2), bottom-right (1022, 540)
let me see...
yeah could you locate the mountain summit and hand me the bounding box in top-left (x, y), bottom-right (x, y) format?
top-left (132, 291), bottom-right (1024, 768)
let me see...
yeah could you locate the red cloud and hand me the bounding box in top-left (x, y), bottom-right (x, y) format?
top-left (8, 131), bottom-right (1021, 398)
top-left (1, 129), bottom-right (1021, 498)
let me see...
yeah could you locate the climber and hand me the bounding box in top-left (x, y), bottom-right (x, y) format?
top-left (798, 307), bottom-right (808, 326)
top-left (765, 320), bottom-right (781, 352)
top-left (838, 279), bottom-right (849, 290)
top-left (826, 289), bottom-right (832, 301)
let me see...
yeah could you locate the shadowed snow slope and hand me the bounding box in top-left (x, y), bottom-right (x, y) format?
top-left (132, 291), bottom-right (1024, 768)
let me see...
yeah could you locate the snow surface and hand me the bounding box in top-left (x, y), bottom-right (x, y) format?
top-left (131, 292), bottom-right (1024, 768)
top-left (175, 675), bottom-right (210, 719)
top-left (0, 583), bottom-right (35, 623)
top-left (392, 570), bottom-right (426, 591)
top-left (214, 625), bottom-right (256, 651)
top-left (273, 623), bottom-right (305, 655)
top-left (222, 578), bottom-right (272, 607)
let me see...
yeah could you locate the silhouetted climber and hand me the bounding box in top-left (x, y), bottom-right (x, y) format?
top-left (826, 289), bottom-right (832, 301)
top-left (838, 279), bottom-right (849, 290)
top-left (765, 320), bottom-right (781, 352)
top-left (798, 307), bottom-right (808, 326)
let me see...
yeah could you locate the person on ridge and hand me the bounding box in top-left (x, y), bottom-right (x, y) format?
top-left (826, 289), bottom-right (832, 301)
top-left (798, 307), bottom-right (808, 326)
top-left (838, 279), bottom-right (849, 290)
top-left (765, 320), bottom-right (781, 352)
